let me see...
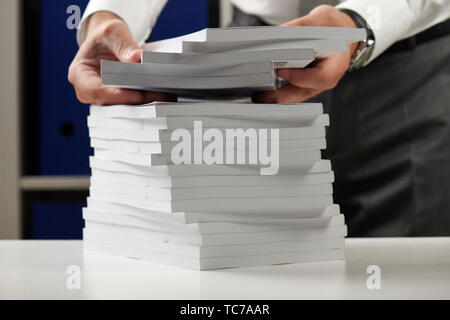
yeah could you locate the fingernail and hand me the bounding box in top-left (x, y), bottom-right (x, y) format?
top-left (127, 49), bottom-right (141, 61)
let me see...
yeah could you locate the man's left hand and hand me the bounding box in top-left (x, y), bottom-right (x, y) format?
top-left (253, 5), bottom-right (360, 104)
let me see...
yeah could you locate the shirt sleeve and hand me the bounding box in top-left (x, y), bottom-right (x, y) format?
top-left (337, 0), bottom-right (450, 64)
top-left (77, 0), bottom-right (168, 46)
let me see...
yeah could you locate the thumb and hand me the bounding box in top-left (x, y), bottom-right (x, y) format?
top-left (103, 26), bottom-right (142, 62)
top-left (122, 47), bottom-right (142, 63)
top-left (113, 40), bottom-right (141, 63)
top-left (281, 15), bottom-right (313, 27)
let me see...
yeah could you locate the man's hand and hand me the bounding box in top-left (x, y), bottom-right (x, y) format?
top-left (253, 5), bottom-right (360, 104)
top-left (68, 11), bottom-right (175, 105)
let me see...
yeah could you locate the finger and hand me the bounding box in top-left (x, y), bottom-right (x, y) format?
top-left (277, 68), bottom-right (326, 89)
top-left (76, 75), bottom-right (177, 106)
top-left (81, 84), bottom-right (146, 106)
top-left (281, 5), bottom-right (337, 27)
top-left (71, 61), bottom-right (178, 105)
top-left (142, 91), bottom-right (178, 103)
top-left (81, 82), bottom-right (176, 106)
top-left (71, 64), bottom-right (143, 104)
top-left (277, 54), bottom-right (348, 89)
top-left (95, 87), bottom-right (148, 106)
top-left (253, 85), bottom-right (321, 104)
top-left (99, 89), bottom-right (177, 105)
top-left (79, 78), bottom-right (176, 106)
top-left (101, 22), bottom-right (142, 62)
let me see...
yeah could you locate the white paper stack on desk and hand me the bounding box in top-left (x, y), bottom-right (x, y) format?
top-left (83, 102), bottom-right (347, 270)
top-left (101, 26), bottom-right (366, 98)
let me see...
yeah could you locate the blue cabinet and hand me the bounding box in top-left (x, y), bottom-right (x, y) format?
top-left (32, 203), bottom-right (85, 239)
top-left (39, 0), bottom-right (91, 175)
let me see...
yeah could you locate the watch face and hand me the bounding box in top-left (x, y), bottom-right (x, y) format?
top-left (350, 32), bottom-right (375, 70)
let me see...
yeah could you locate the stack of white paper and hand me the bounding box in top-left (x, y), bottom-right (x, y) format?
top-left (101, 26), bottom-right (366, 98)
top-left (83, 102), bottom-right (347, 270)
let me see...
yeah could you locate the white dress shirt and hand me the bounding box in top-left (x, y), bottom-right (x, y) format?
top-left (78, 0), bottom-right (450, 65)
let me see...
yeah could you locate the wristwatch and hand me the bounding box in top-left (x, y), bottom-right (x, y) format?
top-left (339, 8), bottom-right (375, 71)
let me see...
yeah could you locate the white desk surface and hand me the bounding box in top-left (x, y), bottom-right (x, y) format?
top-left (0, 238), bottom-right (449, 300)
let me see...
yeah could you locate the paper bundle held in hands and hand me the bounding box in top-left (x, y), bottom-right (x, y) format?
top-left (101, 26), bottom-right (366, 98)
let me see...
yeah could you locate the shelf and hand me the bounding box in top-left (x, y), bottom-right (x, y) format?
top-left (21, 176), bottom-right (90, 191)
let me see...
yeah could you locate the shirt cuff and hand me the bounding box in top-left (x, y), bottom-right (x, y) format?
top-left (337, 0), bottom-right (414, 65)
top-left (77, 0), bottom-right (165, 46)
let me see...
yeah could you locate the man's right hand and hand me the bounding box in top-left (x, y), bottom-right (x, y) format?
top-left (68, 11), bottom-right (175, 105)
